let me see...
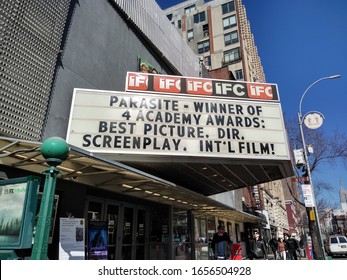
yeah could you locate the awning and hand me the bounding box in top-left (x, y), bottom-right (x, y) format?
top-left (0, 136), bottom-right (261, 223)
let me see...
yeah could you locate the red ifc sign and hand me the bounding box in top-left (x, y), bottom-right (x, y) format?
top-left (127, 73), bottom-right (148, 91)
top-left (186, 78), bottom-right (212, 95)
top-left (125, 72), bottom-right (279, 102)
top-left (153, 76), bottom-right (181, 93)
top-left (247, 83), bottom-right (273, 100)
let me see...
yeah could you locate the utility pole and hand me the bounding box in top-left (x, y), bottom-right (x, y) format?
top-left (297, 75), bottom-right (341, 259)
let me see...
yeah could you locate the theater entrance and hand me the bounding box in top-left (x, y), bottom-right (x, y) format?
top-left (85, 198), bottom-right (149, 260)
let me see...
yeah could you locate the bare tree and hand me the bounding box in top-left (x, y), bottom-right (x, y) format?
top-left (285, 117), bottom-right (347, 259)
top-left (286, 117), bottom-right (347, 187)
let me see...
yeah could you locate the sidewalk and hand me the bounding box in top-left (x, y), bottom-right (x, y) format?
top-left (267, 252), bottom-right (308, 260)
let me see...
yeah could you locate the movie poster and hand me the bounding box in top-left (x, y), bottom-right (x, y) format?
top-left (0, 177), bottom-right (39, 249)
top-left (0, 182), bottom-right (27, 246)
top-left (59, 218), bottom-right (85, 260)
top-left (87, 220), bottom-right (108, 260)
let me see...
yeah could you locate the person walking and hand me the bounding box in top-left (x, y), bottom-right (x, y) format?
top-left (269, 234), bottom-right (278, 259)
top-left (277, 237), bottom-right (287, 260)
top-left (299, 235), bottom-right (306, 258)
top-left (211, 225), bottom-right (233, 260)
top-left (284, 234), bottom-right (299, 260)
top-left (249, 230), bottom-right (268, 260)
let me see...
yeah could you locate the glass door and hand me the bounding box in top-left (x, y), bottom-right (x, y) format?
top-left (173, 210), bottom-right (191, 260)
top-left (121, 207), bottom-right (133, 259)
top-left (86, 198), bottom-right (149, 260)
top-left (106, 203), bottom-right (119, 260)
top-left (121, 206), bottom-right (148, 260)
top-left (136, 209), bottom-right (146, 260)
top-left (87, 201), bottom-right (103, 221)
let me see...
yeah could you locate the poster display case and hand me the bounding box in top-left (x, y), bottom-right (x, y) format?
top-left (87, 220), bottom-right (108, 260)
top-left (0, 176), bottom-right (40, 249)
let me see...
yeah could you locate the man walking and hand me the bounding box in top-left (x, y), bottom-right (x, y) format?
top-left (211, 225), bottom-right (233, 259)
top-left (284, 234), bottom-right (299, 260)
top-left (269, 234), bottom-right (278, 259)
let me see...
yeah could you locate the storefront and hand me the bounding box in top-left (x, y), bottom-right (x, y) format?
top-left (0, 136), bottom-right (260, 260)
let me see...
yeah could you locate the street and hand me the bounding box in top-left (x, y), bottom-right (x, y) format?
top-left (330, 255), bottom-right (347, 260)
top-left (267, 252), bottom-right (347, 260)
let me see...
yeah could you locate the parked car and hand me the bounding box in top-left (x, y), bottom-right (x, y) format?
top-left (325, 235), bottom-right (347, 257)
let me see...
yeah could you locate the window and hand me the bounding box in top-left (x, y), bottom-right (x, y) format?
top-left (187, 29), bottom-right (194, 41)
top-left (194, 11), bottom-right (206, 24)
top-left (222, 1), bottom-right (235, 14)
top-left (223, 15), bottom-right (237, 30)
top-left (204, 56), bottom-right (211, 67)
top-left (338, 236), bottom-right (347, 243)
top-left (167, 14), bottom-right (173, 21)
top-left (194, 218), bottom-right (207, 243)
top-left (330, 237), bottom-right (338, 244)
top-left (223, 47), bottom-right (241, 63)
top-left (224, 31), bottom-right (238, 46)
top-left (203, 24), bottom-right (209, 36)
top-left (235, 223), bottom-right (240, 243)
top-left (178, 19), bottom-right (181, 29)
top-left (185, 5), bottom-right (196, 14)
top-left (197, 40), bottom-right (210, 54)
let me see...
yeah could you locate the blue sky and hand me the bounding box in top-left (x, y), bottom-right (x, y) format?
top-left (156, 0), bottom-right (347, 206)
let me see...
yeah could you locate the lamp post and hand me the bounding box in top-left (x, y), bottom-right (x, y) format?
top-left (297, 75), bottom-right (341, 260)
top-left (31, 137), bottom-right (69, 260)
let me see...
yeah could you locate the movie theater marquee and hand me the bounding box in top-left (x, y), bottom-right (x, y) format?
top-left (67, 74), bottom-right (290, 161)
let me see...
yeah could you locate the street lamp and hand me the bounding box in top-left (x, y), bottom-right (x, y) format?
top-left (297, 74), bottom-right (341, 260)
top-left (31, 137), bottom-right (69, 260)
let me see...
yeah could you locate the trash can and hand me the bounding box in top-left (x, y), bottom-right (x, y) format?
top-left (231, 243), bottom-right (242, 260)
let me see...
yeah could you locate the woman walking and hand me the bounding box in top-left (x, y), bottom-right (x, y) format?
top-left (277, 237), bottom-right (287, 260)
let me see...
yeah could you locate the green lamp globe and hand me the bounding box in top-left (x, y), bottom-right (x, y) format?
top-left (41, 137), bottom-right (70, 166)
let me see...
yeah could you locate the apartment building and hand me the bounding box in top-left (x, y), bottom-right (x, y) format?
top-left (163, 0), bottom-right (265, 82)
top-left (262, 179), bottom-right (290, 238)
top-left (325, 187), bottom-right (347, 236)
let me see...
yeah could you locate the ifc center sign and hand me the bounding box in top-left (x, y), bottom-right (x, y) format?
top-left (66, 73), bottom-right (290, 162)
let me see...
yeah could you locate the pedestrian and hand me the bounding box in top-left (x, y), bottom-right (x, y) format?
top-left (269, 234), bottom-right (278, 259)
top-left (211, 225), bottom-right (233, 260)
top-left (284, 234), bottom-right (299, 260)
top-left (299, 236), bottom-right (306, 258)
top-left (249, 230), bottom-right (268, 260)
top-left (277, 237), bottom-right (287, 260)
top-left (299, 236), bottom-right (306, 259)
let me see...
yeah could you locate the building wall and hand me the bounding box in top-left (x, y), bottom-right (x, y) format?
top-left (0, 0), bottom-right (201, 141)
top-left (164, 0), bottom-right (265, 82)
top-left (209, 190), bottom-right (237, 208)
top-left (260, 179), bottom-right (291, 236)
top-left (285, 200), bottom-right (298, 236)
top-left (44, 0), bottom-right (176, 139)
top-left (236, 0), bottom-right (265, 82)
top-left (0, 0), bottom-right (71, 140)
